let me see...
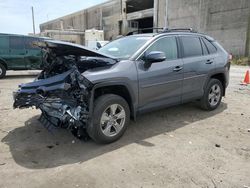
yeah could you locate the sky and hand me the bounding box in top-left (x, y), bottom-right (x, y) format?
top-left (0, 0), bottom-right (106, 35)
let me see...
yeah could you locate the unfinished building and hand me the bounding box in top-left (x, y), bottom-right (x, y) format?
top-left (40, 0), bottom-right (250, 56)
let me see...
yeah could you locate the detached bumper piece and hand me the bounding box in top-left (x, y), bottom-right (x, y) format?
top-left (13, 68), bottom-right (93, 140)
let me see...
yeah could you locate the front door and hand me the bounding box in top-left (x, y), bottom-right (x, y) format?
top-left (137, 36), bottom-right (183, 112)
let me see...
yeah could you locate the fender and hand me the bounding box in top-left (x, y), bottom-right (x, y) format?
top-left (203, 69), bottom-right (227, 95)
top-left (87, 80), bottom-right (138, 125)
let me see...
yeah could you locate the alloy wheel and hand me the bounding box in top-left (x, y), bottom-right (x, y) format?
top-left (208, 84), bottom-right (221, 107)
top-left (100, 104), bottom-right (126, 137)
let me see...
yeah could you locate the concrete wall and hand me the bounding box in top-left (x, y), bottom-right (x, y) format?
top-left (162, 0), bottom-right (250, 56)
top-left (40, 0), bottom-right (250, 56)
top-left (40, 0), bottom-right (121, 41)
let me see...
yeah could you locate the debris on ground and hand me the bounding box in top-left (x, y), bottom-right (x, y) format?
top-left (46, 145), bottom-right (54, 149)
top-left (215, 144), bottom-right (221, 148)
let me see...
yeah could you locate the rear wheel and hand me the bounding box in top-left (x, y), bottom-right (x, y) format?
top-left (200, 79), bottom-right (223, 111)
top-left (87, 94), bottom-right (130, 144)
top-left (0, 63), bottom-right (6, 79)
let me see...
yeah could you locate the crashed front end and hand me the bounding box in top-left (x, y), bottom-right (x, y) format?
top-left (13, 40), bottom-right (115, 139)
top-left (14, 68), bottom-right (92, 133)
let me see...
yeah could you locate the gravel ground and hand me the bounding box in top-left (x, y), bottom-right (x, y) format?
top-left (0, 66), bottom-right (250, 188)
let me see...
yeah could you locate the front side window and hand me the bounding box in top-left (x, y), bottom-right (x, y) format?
top-left (181, 36), bottom-right (202, 58)
top-left (144, 37), bottom-right (178, 60)
top-left (98, 36), bottom-right (151, 60)
top-left (10, 36), bottom-right (24, 49)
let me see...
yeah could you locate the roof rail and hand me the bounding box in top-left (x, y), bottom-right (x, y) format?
top-left (126, 27), bottom-right (164, 36)
top-left (125, 27), bottom-right (197, 36)
top-left (162, 28), bottom-right (197, 33)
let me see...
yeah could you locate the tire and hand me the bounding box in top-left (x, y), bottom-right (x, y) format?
top-left (87, 94), bottom-right (130, 144)
top-left (200, 78), bottom-right (223, 111)
top-left (0, 63), bottom-right (6, 79)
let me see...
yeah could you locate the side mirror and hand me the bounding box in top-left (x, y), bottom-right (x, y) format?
top-left (144, 51), bottom-right (166, 68)
top-left (96, 42), bottom-right (102, 49)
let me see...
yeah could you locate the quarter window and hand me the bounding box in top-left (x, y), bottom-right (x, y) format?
top-left (181, 36), bottom-right (203, 58)
top-left (145, 37), bottom-right (178, 60)
top-left (200, 38), bottom-right (209, 55)
top-left (202, 38), bottom-right (217, 54)
top-left (10, 36), bottom-right (24, 49)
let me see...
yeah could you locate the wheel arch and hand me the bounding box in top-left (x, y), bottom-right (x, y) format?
top-left (206, 73), bottom-right (226, 96)
top-left (89, 82), bottom-right (137, 120)
top-left (0, 58), bottom-right (8, 70)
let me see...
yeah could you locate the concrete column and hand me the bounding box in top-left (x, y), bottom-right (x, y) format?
top-left (245, 10), bottom-right (250, 57)
top-left (121, 0), bottom-right (128, 35)
top-left (153, 0), bottom-right (159, 27)
top-left (165, 0), bottom-right (168, 28)
top-left (99, 7), bottom-right (103, 30)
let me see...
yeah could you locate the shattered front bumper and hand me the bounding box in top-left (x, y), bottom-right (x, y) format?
top-left (13, 69), bottom-right (93, 132)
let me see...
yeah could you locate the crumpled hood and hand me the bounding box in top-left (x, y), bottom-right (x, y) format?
top-left (35, 40), bottom-right (116, 59)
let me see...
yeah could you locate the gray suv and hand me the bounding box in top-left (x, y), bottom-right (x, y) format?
top-left (14, 29), bottom-right (230, 144)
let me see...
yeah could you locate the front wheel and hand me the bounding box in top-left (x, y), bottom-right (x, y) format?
top-left (87, 94), bottom-right (130, 144)
top-left (200, 79), bottom-right (223, 111)
top-left (0, 64), bottom-right (6, 79)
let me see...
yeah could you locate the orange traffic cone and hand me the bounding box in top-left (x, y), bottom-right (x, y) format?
top-left (242, 69), bottom-right (250, 85)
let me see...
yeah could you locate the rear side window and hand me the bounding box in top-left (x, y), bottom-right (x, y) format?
top-left (202, 38), bottom-right (217, 54)
top-left (145, 37), bottom-right (178, 60)
top-left (181, 36), bottom-right (202, 58)
top-left (0, 36), bottom-right (9, 49)
top-left (10, 36), bottom-right (24, 49)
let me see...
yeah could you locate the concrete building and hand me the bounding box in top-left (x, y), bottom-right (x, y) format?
top-left (40, 0), bottom-right (250, 56)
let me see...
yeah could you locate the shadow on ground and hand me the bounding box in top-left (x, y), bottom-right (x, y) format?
top-left (1, 102), bottom-right (227, 169)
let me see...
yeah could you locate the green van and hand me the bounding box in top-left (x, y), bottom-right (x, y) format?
top-left (0, 34), bottom-right (45, 78)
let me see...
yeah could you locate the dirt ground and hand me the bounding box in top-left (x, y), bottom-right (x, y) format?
top-left (0, 66), bottom-right (250, 188)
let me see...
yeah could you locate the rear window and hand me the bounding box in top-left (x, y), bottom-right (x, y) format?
top-left (10, 36), bottom-right (24, 49)
top-left (181, 36), bottom-right (202, 58)
top-left (202, 38), bottom-right (217, 54)
top-left (0, 36), bottom-right (9, 49)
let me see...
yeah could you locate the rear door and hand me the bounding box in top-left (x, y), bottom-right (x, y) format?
top-left (8, 36), bottom-right (26, 69)
top-left (137, 36), bottom-right (183, 112)
top-left (180, 35), bottom-right (216, 102)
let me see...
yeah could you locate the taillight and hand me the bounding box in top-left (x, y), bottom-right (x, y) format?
top-left (228, 53), bottom-right (233, 61)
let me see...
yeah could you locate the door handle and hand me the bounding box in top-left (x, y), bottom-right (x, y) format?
top-left (173, 66), bottom-right (183, 72)
top-left (206, 59), bottom-right (213, 64)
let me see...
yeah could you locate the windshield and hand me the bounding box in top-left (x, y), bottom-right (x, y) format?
top-left (98, 36), bottom-right (151, 59)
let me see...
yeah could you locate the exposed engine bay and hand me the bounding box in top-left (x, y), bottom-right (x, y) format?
top-left (13, 40), bottom-right (116, 140)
